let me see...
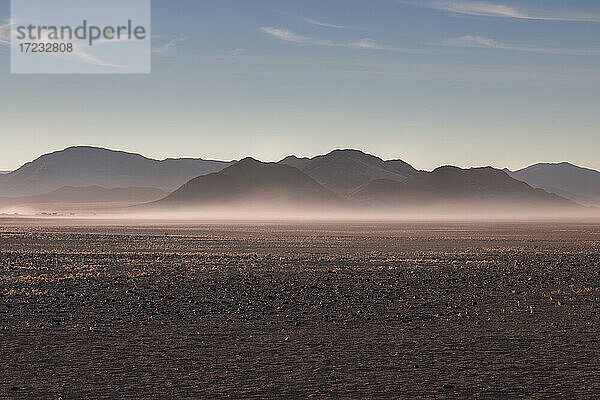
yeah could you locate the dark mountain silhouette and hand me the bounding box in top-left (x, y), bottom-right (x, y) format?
top-left (0, 186), bottom-right (167, 207)
top-left (0, 146), bottom-right (233, 196)
top-left (155, 158), bottom-right (343, 210)
top-left (0, 147), bottom-right (591, 216)
top-left (506, 162), bottom-right (600, 206)
top-left (279, 156), bottom-right (311, 170)
top-left (386, 159), bottom-right (420, 176)
top-left (351, 166), bottom-right (576, 210)
top-left (280, 149), bottom-right (419, 195)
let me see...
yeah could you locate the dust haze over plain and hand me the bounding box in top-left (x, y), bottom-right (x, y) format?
top-left (0, 146), bottom-right (597, 222)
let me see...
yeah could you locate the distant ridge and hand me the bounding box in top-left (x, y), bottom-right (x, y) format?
top-left (0, 146), bottom-right (234, 196)
top-left (507, 162), bottom-right (600, 206)
top-left (0, 147), bottom-right (594, 215)
top-left (279, 156), bottom-right (312, 171)
top-left (153, 154), bottom-right (579, 215)
top-left (0, 186), bottom-right (168, 205)
top-left (155, 158), bottom-right (343, 210)
top-left (351, 166), bottom-right (575, 210)
top-left (280, 149), bottom-right (419, 195)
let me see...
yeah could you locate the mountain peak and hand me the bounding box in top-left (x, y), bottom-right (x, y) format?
top-left (323, 149), bottom-right (382, 161)
top-left (281, 155), bottom-right (308, 161)
top-left (351, 164), bottom-right (575, 210)
top-left (0, 147), bottom-right (233, 196)
top-left (238, 157), bottom-right (263, 164)
top-left (328, 149), bottom-right (370, 154)
top-left (63, 145), bottom-right (110, 151)
top-left (157, 157), bottom-right (341, 209)
top-left (296, 149), bottom-right (417, 195)
top-left (222, 157), bottom-right (271, 173)
top-left (222, 158), bottom-right (312, 180)
top-left (279, 155), bottom-right (312, 170)
top-left (57, 145), bottom-right (140, 155)
top-left (508, 161), bottom-right (600, 206)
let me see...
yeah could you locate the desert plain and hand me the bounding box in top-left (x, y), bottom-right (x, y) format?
top-left (1, 218), bottom-right (599, 398)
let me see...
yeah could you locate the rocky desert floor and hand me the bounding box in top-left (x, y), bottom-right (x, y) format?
top-left (1, 219), bottom-right (600, 398)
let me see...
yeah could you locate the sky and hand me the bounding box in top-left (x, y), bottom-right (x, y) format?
top-left (1, 0), bottom-right (599, 171)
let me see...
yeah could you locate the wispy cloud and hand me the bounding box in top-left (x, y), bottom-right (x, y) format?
top-left (153, 37), bottom-right (187, 55)
top-left (69, 49), bottom-right (123, 68)
top-left (398, 0), bottom-right (600, 22)
top-left (260, 27), bottom-right (415, 53)
top-left (348, 38), bottom-right (408, 52)
top-left (302, 17), bottom-right (346, 29)
top-left (0, 20), bottom-right (121, 67)
top-left (278, 10), bottom-right (347, 29)
top-left (0, 20), bottom-right (13, 45)
top-left (443, 35), bottom-right (600, 56)
top-left (229, 48), bottom-right (245, 56)
top-left (261, 27), bottom-right (334, 46)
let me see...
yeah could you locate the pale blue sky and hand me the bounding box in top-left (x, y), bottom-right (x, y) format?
top-left (1, 0), bottom-right (599, 171)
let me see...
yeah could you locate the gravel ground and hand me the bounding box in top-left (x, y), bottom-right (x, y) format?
top-left (1, 220), bottom-right (600, 398)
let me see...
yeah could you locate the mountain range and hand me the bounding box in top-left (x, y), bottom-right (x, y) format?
top-left (506, 163), bottom-right (600, 206)
top-left (350, 166), bottom-right (571, 210)
top-left (0, 146), bottom-right (233, 196)
top-left (0, 186), bottom-right (167, 210)
top-left (1, 146), bottom-right (599, 215)
top-left (155, 158), bottom-right (342, 210)
top-left (280, 149), bottom-right (418, 195)
top-left (150, 150), bottom-right (577, 214)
